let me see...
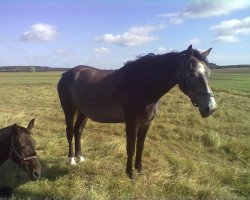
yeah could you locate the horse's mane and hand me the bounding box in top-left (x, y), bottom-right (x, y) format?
top-left (123, 49), bottom-right (209, 69)
top-left (123, 52), bottom-right (177, 68)
top-left (124, 53), bottom-right (158, 67)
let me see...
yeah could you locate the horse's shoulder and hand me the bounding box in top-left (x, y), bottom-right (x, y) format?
top-left (0, 126), bottom-right (11, 133)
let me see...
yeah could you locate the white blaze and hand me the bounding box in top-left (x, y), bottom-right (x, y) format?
top-left (197, 62), bottom-right (206, 75)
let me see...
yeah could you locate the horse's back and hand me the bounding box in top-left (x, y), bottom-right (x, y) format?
top-left (58, 65), bottom-right (119, 99)
top-left (58, 65), bottom-right (115, 88)
top-left (58, 65), bottom-right (124, 122)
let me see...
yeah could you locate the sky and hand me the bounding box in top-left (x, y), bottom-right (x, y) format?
top-left (0, 0), bottom-right (250, 69)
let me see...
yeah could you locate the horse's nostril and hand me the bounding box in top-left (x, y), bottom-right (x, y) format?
top-left (206, 107), bottom-right (216, 115)
top-left (33, 171), bottom-right (40, 179)
top-left (205, 106), bottom-right (210, 113)
top-left (210, 108), bottom-right (216, 114)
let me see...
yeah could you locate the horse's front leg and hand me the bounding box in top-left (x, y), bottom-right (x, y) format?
top-left (125, 122), bottom-right (138, 179)
top-left (135, 122), bottom-right (151, 172)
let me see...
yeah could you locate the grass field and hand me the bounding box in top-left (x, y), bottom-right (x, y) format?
top-left (211, 68), bottom-right (250, 97)
top-left (0, 68), bottom-right (249, 200)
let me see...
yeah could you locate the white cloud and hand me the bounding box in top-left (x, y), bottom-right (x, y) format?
top-left (158, 47), bottom-right (167, 52)
top-left (169, 18), bottom-right (184, 25)
top-left (55, 48), bottom-right (73, 57)
top-left (20, 23), bottom-right (57, 42)
top-left (94, 47), bottom-right (109, 53)
top-left (214, 36), bottom-right (239, 43)
top-left (159, 0), bottom-right (250, 24)
top-left (157, 47), bottom-right (174, 53)
top-left (211, 16), bottom-right (250, 43)
top-left (185, 38), bottom-right (201, 45)
top-left (95, 24), bottom-right (165, 46)
top-left (93, 47), bottom-right (109, 56)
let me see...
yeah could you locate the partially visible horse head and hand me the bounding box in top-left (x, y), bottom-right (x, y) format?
top-left (179, 45), bottom-right (217, 118)
top-left (10, 119), bottom-right (41, 180)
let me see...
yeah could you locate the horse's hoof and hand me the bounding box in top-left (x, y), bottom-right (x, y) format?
top-left (135, 163), bottom-right (142, 173)
top-left (126, 170), bottom-right (134, 180)
top-left (78, 156), bottom-right (85, 162)
top-left (68, 157), bottom-right (77, 165)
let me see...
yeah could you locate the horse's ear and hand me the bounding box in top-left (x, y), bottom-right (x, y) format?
top-left (27, 119), bottom-right (35, 131)
top-left (184, 45), bottom-right (193, 68)
top-left (202, 48), bottom-right (212, 57)
top-left (185, 45), bottom-right (193, 61)
top-left (12, 124), bottom-right (19, 134)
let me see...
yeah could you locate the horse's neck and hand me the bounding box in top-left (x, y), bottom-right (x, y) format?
top-left (142, 61), bottom-right (183, 103)
top-left (0, 127), bottom-right (12, 165)
top-left (119, 55), bottom-right (183, 104)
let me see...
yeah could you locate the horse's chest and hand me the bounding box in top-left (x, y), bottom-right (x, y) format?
top-left (122, 96), bottom-right (159, 125)
top-left (136, 103), bottom-right (158, 125)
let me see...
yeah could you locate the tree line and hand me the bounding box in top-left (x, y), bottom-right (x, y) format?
top-left (0, 66), bottom-right (70, 72)
top-left (0, 64), bottom-right (249, 72)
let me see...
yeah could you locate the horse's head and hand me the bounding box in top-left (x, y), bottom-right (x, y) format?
top-left (10, 119), bottom-right (41, 180)
top-left (178, 45), bottom-right (217, 118)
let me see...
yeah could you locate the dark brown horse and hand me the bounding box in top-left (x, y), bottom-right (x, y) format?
top-left (0, 119), bottom-right (41, 180)
top-left (57, 45), bottom-right (217, 179)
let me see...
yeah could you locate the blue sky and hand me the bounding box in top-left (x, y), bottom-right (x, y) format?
top-left (0, 0), bottom-right (250, 69)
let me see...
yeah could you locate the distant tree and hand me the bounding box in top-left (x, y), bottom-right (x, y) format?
top-left (28, 66), bottom-right (36, 72)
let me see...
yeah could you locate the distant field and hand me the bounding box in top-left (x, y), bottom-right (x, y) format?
top-left (0, 72), bottom-right (60, 85)
top-left (211, 68), bottom-right (250, 97)
top-left (0, 70), bottom-right (249, 200)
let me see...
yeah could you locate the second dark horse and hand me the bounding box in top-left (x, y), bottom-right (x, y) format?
top-left (0, 119), bottom-right (41, 180)
top-left (57, 45), bottom-right (217, 179)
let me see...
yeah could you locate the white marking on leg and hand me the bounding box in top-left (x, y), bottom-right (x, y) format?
top-left (68, 157), bottom-right (77, 165)
top-left (78, 156), bottom-right (85, 162)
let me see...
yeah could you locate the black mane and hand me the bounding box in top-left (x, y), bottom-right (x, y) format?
top-left (124, 53), bottom-right (157, 67)
top-left (123, 49), bottom-right (208, 69)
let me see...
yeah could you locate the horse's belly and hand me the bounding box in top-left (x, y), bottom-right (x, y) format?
top-left (74, 85), bottom-right (125, 123)
top-left (79, 104), bottom-right (124, 123)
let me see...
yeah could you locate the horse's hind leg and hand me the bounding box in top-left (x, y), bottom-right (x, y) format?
top-left (74, 112), bottom-right (88, 162)
top-left (65, 110), bottom-right (76, 165)
top-left (58, 77), bottom-right (77, 165)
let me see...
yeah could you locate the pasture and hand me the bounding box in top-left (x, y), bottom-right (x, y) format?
top-left (0, 69), bottom-right (249, 200)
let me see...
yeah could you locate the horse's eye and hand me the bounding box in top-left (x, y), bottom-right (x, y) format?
top-left (17, 145), bottom-right (25, 150)
top-left (32, 140), bottom-right (36, 147)
top-left (188, 72), bottom-right (196, 78)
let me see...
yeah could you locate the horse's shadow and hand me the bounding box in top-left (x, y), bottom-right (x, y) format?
top-left (0, 159), bottom-right (69, 199)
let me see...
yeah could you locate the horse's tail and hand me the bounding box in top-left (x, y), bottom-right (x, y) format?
top-left (57, 70), bottom-right (75, 114)
top-left (57, 71), bottom-right (67, 104)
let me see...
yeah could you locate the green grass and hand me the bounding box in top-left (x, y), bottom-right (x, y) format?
top-left (210, 68), bottom-right (250, 97)
top-left (0, 70), bottom-right (249, 200)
